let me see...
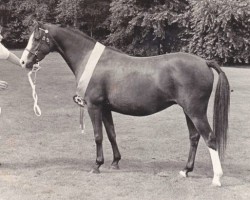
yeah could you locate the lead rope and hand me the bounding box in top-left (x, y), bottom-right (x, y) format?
top-left (28, 64), bottom-right (41, 116)
top-left (80, 107), bottom-right (86, 134)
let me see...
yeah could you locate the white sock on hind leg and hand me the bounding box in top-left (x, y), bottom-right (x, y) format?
top-left (209, 148), bottom-right (223, 186)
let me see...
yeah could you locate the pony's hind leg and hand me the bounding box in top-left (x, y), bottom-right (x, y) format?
top-left (180, 114), bottom-right (200, 178)
top-left (188, 114), bottom-right (223, 186)
top-left (102, 108), bottom-right (121, 169)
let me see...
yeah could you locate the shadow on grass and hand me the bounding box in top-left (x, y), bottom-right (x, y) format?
top-left (0, 157), bottom-right (195, 173)
top-left (0, 157), bottom-right (92, 172)
top-left (1, 157), bottom-right (248, 183)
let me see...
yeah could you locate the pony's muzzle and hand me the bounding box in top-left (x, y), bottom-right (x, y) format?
top-left (20, 60), bottom-right (34, 69)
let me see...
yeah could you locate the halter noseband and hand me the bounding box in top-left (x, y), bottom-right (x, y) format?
top-left (25, 28), bottom-right (50, 63)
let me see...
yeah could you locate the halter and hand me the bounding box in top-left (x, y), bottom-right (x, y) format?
top-left (25, 27), bottom-right (66, 117)
top-left (25, 28), bottom-right (50, 63)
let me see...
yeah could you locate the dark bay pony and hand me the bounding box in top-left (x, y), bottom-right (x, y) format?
top-left (20, 22), bottom-right (230, 186)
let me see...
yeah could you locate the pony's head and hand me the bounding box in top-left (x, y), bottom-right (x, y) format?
top-left (20, 22), bottom-right (51, 69)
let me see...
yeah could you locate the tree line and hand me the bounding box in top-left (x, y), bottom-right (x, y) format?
top-left (0, 0), bottom-right (249, 64)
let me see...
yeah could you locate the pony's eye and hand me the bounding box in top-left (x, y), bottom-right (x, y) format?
top-left (34, 35), bottom-right (40, 40)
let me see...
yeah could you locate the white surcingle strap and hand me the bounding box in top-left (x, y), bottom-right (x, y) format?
top-left (74, 42), bottom-right (105, 133)
top-left (76, 42), bottom-right (105, 97)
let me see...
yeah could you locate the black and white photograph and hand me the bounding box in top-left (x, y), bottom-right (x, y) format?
top-left (0, 0), bottom-right (249, 199)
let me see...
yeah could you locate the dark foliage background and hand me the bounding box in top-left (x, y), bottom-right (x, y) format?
top-left (0, 0), bottom-right (249, 64)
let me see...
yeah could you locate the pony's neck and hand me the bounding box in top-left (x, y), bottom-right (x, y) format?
top-left (48, 25), bottom-right (96, 80)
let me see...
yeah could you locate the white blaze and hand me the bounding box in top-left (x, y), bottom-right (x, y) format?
top-left (20, 32), bottom-right (35, 67)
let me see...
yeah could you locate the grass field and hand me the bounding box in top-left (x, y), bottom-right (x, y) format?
top-left (0, 51), bottom-right (250, 200)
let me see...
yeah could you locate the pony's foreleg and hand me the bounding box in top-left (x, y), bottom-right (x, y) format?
top-left (88, 105), bottom-right (104, 173)
top-left (102, 108), bottom-right (121, 169)
top-left (180, 114), bottom-right (200, 177)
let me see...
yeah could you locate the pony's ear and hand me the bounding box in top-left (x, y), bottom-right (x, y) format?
top-left (33, 21), bottom-right (43, 39)
top-left (32, 20), bottom-right (38, 27)
top-left (34, 26), bottom-right (41, 39)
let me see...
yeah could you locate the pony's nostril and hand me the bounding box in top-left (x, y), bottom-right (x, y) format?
top-left (21, 61), bottom-right (25, 65)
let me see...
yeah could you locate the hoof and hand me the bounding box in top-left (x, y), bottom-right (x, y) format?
top-left (212, 177), bottom-right (222, 187)
top-left (111, 164), bottom-right (120, 170)
top-left (89, 168), bottom-right (100, 174)
top-left (179, 170), bottom-right (187, 178)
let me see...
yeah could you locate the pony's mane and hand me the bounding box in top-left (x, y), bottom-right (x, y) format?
top-left (107, 46), bottom-right (125, 54)
top-left (64, 26), bottom-right (125, 54)
top-left (43, 23), bottom-right (125, 54)
top-left (64, 26), bottom-right (96, 43)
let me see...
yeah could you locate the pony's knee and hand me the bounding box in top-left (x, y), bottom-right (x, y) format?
top-left (94, 135), bottom-right (103, 144)
top-left (190, 133), bottom-right (200, 147)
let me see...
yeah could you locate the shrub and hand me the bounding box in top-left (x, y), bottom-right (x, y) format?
top-left (187, 0), bottom-right (250, 64)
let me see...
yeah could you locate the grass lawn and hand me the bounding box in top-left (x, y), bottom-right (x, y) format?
top-left (0, 51), bottom-right (250, 200)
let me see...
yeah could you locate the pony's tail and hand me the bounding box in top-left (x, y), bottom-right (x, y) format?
top-left (207, 61), bottom-right (230, 159)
